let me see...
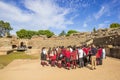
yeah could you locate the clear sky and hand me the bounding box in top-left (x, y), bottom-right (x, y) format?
top-left (0, 0), bottom-right (120, 35)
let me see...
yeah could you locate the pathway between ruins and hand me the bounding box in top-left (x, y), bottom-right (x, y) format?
top-left (0, 57), bottom-right (120, 80)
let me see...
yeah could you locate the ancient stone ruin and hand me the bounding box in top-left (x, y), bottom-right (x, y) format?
top-left (0, 27), bottom-right (120, 58)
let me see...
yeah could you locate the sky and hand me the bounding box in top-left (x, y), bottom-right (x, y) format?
top-left (0, 0), bottom-right (120, 35)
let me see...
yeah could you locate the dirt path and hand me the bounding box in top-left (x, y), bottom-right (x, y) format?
top-left (0, 57), bottom-right (120, 80)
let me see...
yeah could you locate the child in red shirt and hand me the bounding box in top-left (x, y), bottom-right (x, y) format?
top-left (49, 48), bottom-right (57, 67)
top-left (65, 47), bottom-right (71, 70)
top-left (96, 46), bottom-right (102, 65)
top-left (71, 47), bottom-right (78, 69)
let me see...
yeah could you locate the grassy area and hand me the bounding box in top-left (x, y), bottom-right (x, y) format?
top-left (0, 52), bottom-right (39, 69)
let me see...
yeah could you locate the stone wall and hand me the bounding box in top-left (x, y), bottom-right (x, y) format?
top-left (9, 27), bottom-right (120, 49)
top-left (29, 37), bottom-right (83, 49)
top-left (93, 35), bottom-right (120, 46)
top-left (0, 27), bottom-right (120, 55)
top-left (106, 48), bottom-right (120, 59)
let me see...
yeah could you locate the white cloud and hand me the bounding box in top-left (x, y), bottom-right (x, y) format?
top-left (94, 0), bottom-right (120, 20)
top-left (0, 1), bottom-right (31, 22)
top-left (98, 23), bottom-right (106, 29)
top-left (82, 15), bottom-right (93, 28)
top-left (94, 6), bottom-right (106, 20)
top-left (0, 0), bottom-right (74, 34)
top-left (83, 22), bottom-right (87, 27)
top-left (97, 22), bottom-right (109, 29)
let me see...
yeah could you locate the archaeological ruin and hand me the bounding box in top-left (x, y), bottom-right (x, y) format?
top-left (0, 27), bottom-right (120, 58)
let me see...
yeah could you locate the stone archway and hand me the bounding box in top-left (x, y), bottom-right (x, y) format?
top-left (17, 39), bottom-right (28, 51)
top-left (20, 42), bottom-right (25, 48)
top-left (18, 39), bottom-right (28, 47)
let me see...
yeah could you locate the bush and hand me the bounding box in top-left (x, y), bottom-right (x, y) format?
top-left (110, 23), bottom-right (120, 28)
top-left (66, 30), bottom-right (78, 36)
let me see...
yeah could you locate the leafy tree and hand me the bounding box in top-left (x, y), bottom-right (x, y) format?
top-left (66, 30), bottom-right (78, 36)
top-left (16, 29), bottom-right (54, 39)
top-left (27, 30), bottom-right (37, 39)
top-left (93, 27), bottom-right (96, 32)
top-left (37, 30), bottom-right (54, 38)
top-left (16, 29), bottom-right (28, 39)
top-left (16, 29), bottom-right (37, 39)
top-left (59, 30), bottom-right (66, 36)
top-left (0, 20), bottom-right (13, 36)
top-left (110, 23), bottom-right (120, 28)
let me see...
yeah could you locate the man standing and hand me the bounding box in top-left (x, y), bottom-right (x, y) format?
top-left (91, 44), bottom-right (97, 70)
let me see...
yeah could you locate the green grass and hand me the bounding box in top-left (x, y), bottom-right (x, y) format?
top-left (0, 51), bottom-right (39, 69)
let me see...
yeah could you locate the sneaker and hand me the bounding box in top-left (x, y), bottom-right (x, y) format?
top-left (68, 68), bottom-right (70, 70)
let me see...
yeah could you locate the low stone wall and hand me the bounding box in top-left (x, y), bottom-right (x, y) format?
top-left (106, 48), bottom-right (120, 59)
top-left (26, 49), bottom-right (41, 55)
top-left (93, 35), bottom-right (120, 46)
top-left (0, 49), bottom-right (13, 55)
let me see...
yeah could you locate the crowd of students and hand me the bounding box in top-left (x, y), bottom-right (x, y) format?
top-left (40, 44), bottom-right (106, 70)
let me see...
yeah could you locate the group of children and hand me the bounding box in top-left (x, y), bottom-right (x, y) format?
top-left (40, 44), bottom-right (106, 70)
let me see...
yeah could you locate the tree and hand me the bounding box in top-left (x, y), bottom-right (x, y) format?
top-left (45, 30), bottom-right (54, 38)
top-left (16, 29), bottom-right (54, 39)
top-left (110, 23), bottom-right (120, 28)
top-left (16, 29), bottom-right (28, 39)
top-left (93, 27), bottom-right (96, 32)
top-left (59, 30), bottom-right (66, 36)
top-left (66, 30), bottom-right (78, 36)
top-left (37, 30), bottom-right (54, 38)
top-left (27, 30), bottom-right (37, 39)
top-left (16, 29), bottom-right (37, 39)
top-left (0, 20), bottom-right (13, 36)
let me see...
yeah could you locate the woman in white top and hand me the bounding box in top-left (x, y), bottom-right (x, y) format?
top-left (78, 46), bottom-right (85, 68)
top-left (102, 47), bottom-right (106, 59)
top-left (41, 47), bottom-right (49, 66)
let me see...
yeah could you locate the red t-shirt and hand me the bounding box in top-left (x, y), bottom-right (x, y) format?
top-left (61, 48), bottom-right (66, 56)
top-left (65, 50), bottom-right (71, 58)
top-left (51, 54), bottom-right (56, 60)
top-left (96, 48), bottom-right (102, 58)
top-left (82, 47), bottom-right (89, 55)
top-left (71, 50), bottom-right (77, 60)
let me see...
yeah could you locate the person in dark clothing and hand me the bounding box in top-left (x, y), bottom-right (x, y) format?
top-left (90, 44), bottom-right (97, 70)
top-left (41, 47), bottom-right (49, 67)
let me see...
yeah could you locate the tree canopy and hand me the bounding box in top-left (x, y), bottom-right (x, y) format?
top-left (38, 30), bottom-right (54, 38)
top-left (93, 27), bottom-right (96, 32)
top-left (66, 30), bottom-right (78, 36)
top-left (59, 30), bottom-right (66, 36)
top-left (0, 20), bottom-right (13, 36)
top-left (16, 29), bottom-right (54, 39)
top-left (110, 23), bottom-right (120, 28)
top-left (16, 29), bottom-right (79, 38)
